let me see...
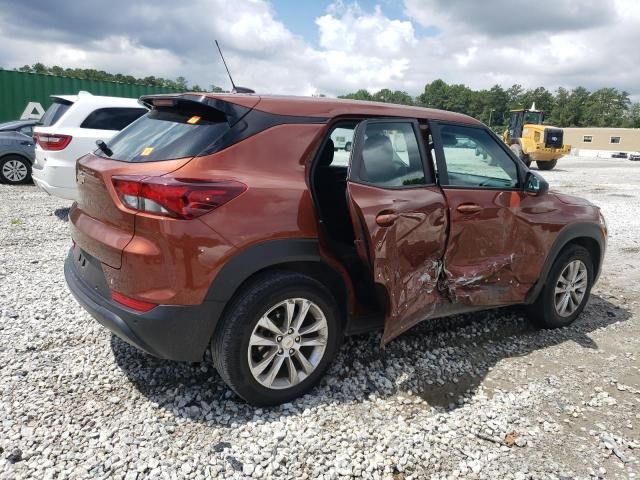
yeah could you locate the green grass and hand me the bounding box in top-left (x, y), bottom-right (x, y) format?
top-left (10, 218), bottom-right (21, 225)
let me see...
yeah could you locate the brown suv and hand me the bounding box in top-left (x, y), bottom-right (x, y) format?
top-left (65, 93), bottom-right (607, 405)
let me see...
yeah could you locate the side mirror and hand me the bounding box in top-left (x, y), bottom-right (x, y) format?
top-left (524, 171), bottom-right (549, 196)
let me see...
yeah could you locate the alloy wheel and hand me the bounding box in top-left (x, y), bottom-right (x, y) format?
top-left (2, 160), bottom-right (28, 183)
top-left (554, 259), bottom-right (588, 317)
top-left (247, 298), bottom-right (328, 390)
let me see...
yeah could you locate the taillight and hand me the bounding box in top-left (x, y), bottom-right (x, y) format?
top-left (34, 133), bottom-right (72, 151)
top-left (111, 291), bottom-right (157, 312)
top-left (112, 176), bottom-right (247, 219)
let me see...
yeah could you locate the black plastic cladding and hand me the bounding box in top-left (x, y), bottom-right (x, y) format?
top-left (198, 108), bottom-right (329, 156)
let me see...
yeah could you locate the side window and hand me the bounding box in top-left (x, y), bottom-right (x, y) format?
top-left (328, 126), bottom-right (356, 166)
top-left (355, 121), bottom-right (427, 188)
top-left (438, 124), bottom-right (519, 189)
top-left (19, 126), bottom-right (33, 136)
top-left (80, 108), bottom-right (147, 131)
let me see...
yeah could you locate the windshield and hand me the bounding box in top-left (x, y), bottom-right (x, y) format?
top-left (97, 104), bottom-right (230, 162)
top-left (523, 111), bottom-right (543, 124)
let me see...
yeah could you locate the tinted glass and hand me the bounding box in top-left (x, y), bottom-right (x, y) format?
top-left (40, 100), bottom-right (72, 127)
top-left (355, 121), bottom-right (426, 187)
top-left (80, 108), bottom-right (147, 131)
top-left (439, 124), bottom-right (518, 188)
top-left (19, 126), bottom-right (33, 136)
top-left (98, 105), bottom-right (230, 162)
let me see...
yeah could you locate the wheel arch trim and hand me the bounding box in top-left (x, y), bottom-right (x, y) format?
top-left (0, 152), bottom-right (33, 164)
top-left (525, 222), bottom-right (605, 303)
top-left (204, 239), bottom-right (349, 305)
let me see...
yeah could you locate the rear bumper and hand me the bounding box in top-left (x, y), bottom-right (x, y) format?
top-left (32, 174), bottom-right (77, 201)
top-left (32, 154), bottom-right (77, 200)
top-left (64, 248), bottom-right (224, 362)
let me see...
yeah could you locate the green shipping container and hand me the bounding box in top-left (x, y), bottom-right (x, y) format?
top-left (0, 69), bottom-right (182, 123)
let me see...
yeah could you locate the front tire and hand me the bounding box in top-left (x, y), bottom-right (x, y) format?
top-left (527, 245), bottom-right (593, 328)
top-left (212, 271), bottom-right (342, 405)
top-left (509, 144), bottom-right (531, 167)
top-left (537, 159), bottom-right (557, 170)
top-left (0, 156), bottom-right (32, 184)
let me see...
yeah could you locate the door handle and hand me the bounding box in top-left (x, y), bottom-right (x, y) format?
top-left (376, 212), bottom-right (399, 227)
top-left (457, 204), bottom-right (482, 214)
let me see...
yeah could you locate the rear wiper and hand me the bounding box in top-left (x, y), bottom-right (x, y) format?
top-left (96, 139), bottom-right (113, 157)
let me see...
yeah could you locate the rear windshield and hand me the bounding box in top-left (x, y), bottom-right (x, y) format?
top-left (40, 100), bottom-right (72, 127)
top-left (97, 104), bottom-right (230, 162)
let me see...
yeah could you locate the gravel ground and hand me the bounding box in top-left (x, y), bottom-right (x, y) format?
top-left (1, 154), bottom-right (639, 479)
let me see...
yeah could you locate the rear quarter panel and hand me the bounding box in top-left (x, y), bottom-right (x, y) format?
top-left (110, 124), bottom-right (326, 306)
top-left (179, 124), bottom-right (324, 246)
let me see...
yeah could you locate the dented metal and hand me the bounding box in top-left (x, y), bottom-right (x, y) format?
top-left (345, 178), bottom-right (600, 345)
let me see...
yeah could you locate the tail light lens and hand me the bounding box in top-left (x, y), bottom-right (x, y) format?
top-left (34, 133), bottom-right (72, 151)
top-left (112, 176), bottom-right (247, 219)
top-left (111, 291), bottom-right (157, 312)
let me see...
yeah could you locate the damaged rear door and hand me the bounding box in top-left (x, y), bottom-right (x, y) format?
top-left (431, 121), bottom-right (543, 306)
top-left (346, 119), bottom-right (448, 343)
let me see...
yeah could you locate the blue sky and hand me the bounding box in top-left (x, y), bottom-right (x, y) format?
top-left (272, 0), bottom-right (437, 46)
top-left (0, 0), bottom-right (638, 98)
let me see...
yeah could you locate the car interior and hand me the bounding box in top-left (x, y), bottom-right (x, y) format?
top-left (312, 119), bottom-right (437, 310)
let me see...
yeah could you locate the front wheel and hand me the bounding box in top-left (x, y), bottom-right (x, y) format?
top-left (537, 159), bottom-right (557, 170)
top-left (527, 245), bottom-right (593, 328)
top-left (212, 271), bottom-right (342, 405)
top-left (0, 156), bottom-right (32, 184)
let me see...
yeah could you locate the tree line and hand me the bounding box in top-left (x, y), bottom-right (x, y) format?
top-left (13, 63), bottom-right (224, 93)
top-left (340, 80), bottom-right (640, 129)
top-left (13, 64), bottom-right (640, 129)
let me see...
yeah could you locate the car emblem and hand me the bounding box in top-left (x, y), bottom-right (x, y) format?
top-left (552, 136), bottom-right (558, 141)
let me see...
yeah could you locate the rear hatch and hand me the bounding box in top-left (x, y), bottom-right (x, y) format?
top-left (71, 94), bottom-right (259, 269)
top-left (33, 95), bottom-right (76, 154)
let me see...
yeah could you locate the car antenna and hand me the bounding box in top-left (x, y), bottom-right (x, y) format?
top-left (215, 40), bottom-right (255, 94)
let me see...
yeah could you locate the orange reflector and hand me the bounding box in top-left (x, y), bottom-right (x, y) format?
top-left (187, 115), bottom-right (201, 124)
top-left (509, 191), bottom-right (521, 207)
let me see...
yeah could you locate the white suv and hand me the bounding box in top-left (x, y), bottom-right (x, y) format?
top-left (32, 92), bottom-right (147, 200)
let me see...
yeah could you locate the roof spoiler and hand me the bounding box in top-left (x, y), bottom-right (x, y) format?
top-left (139, 94), bottom-right (253, 126)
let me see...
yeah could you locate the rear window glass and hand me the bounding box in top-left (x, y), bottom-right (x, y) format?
top-left (80, 107), bottom-right (147, 131)
top-left (97, 104), bottom-right (230, 162)
top-left (40, 100), bottom-right (72, 127)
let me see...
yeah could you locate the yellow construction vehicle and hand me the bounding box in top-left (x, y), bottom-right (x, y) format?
top-left (502, 103), bottom-right (570, 170)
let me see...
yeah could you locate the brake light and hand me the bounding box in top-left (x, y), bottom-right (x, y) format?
top-left (112, 176), bottom-right (247, 219)
top-left (34, 133), bottom-right (72, 151)
top-left (111, 291), bottom-right (157, 312)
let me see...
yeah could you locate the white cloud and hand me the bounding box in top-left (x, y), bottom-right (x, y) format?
top-left (0, 0), bottom-right (638, 99)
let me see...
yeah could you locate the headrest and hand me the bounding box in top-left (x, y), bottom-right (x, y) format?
top-left (441, 133), bottom-right (458, 147)
top-left (318, 139), bottom-right (334, 166)
top-left (362, 133), bottom-right (394, 182)
top-left (364, 133), bottom-right (393, 153)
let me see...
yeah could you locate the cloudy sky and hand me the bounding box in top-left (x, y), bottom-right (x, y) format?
top-left (0, 0), bottom-right (638, 98)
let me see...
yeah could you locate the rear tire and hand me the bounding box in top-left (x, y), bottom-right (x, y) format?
top-left (211, 271), bottom-right (342, 405)
top-left (527, 245), bottom-right (593, 328)
top-left (537, 159), bottom-right (557, 170)
top-left (509, 144), bottom-right (531, 167)
top-left (0, 156), bottom-right (32, 184)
